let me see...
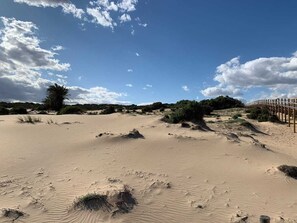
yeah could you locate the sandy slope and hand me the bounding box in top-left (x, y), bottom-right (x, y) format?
top-left (0, 113), bottom-right (297, 222)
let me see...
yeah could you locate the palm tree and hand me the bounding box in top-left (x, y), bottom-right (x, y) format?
top-left (43, 84), bottom-right (69, 111)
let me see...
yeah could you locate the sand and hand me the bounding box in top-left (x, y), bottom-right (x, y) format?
top-left (0, 112), bottom-right (297, 222)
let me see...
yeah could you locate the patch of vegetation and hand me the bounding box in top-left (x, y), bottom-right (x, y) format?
top-left (247, 107), bottom-right (280, 123)
top-left (74, 194), bottom-right (112, 211)
top-left (141, 106), bottom-right (153, 113)
top-left (0, 107), bottom-right (9, 115)
top-left (100, 106), bottom-right (115, 115)
top-left (47, 119), bottom-right (58, 125)
top-left (2, 208), bottom-right (25, 221)
top-left (232, 113), bottom-right (242, 119)
top-left (162, 100), bottom-right (204, 124)
top-left (10, 107), bottom-right (28, 114)
top-left (17, 116), bottom-right (41, 124)
top-left (122, 129), bottom-right (144, 139)
top-left (278, 165), bottom-right (297, 179)
top-left (58, 106), bottom-right (84, 115)
top-left (37, 110), bottom-right (48, 114)
top-left (43, 83), bottom-right (69, 111)
top-left (181, 122), bottom-right (191, 128)
top-left (199, 96), bottom-right (244, 110)
top-left (73, 186), bottom-right (137, 216)
top-left (87, 111), bottom-right (98, 115)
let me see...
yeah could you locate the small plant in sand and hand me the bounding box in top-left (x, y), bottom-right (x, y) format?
top-left (46, 119), bottom-right (57, 125)
top-left (122, 129), bottom-right (144, 139)
top-left (74, 194), bottom-right (113, 212)
top-left (17, 116), bottom-right (41, 124)
top-left (73, 186), bottom-right (137, 216)
top-left (232, 113), bottom-right (242, 119)
top-left (1, 208), bottom-right (25, 221)
top-left (278, 165), bottom-right (297, 179)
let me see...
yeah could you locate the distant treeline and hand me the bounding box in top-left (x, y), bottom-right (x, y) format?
top-left (0, 96), bottom-right (244, 115)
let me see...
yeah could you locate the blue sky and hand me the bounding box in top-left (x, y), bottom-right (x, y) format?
top-left (0, 0), bottom-right (297, 104)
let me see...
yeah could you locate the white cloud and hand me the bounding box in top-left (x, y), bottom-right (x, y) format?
top-left (87, 0), bottom-right (138, 28)
top-left (117, 0), bottom-right (138, 12)
top-left (135, 52), bottom-right (140, 56)
top-left (125, 83), bottom-right (133, 87)
top-left (135, 17), bottom-right (148, 27)
top-left (78, 75), bottom-right (82, 81)
top-left (146, 84), bottom-right (152, 88)
top-left (67, 86), bottom-right (128, 104)
top-left (14, 0), bottom-right (142, 30)
top-left (51, 45), bottom-right (64, 51)
top-left (14, 0), bottom-right (85, 19)
top-left (127, 69), bottom-right (133, 72)
top-left (182, 85), bottom-right (189, 92)
top-left (87, 7), bottom-right (115, 28)
top-left (201, 85), bottom-right (242, 97)
top-left (202, 53), bottom-right (297, 98)
top-left (119, 14), bottom-right (131, 23)
top-left (0, 17), bottom-right (126, 104)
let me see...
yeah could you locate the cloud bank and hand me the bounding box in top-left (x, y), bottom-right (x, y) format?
top-left (201, 53), bottom-right (297, 98)
top-left (0, 17), bottom-right (126, 104)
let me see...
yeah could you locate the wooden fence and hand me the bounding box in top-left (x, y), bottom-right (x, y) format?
top-left (249, 98), bottom-right (297, 133)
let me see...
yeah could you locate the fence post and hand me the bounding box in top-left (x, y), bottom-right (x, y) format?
top-left (284, 98), bottom-right (287, 123)
top-left (281, 98), bottom-right (284, 122)
top-left (288, 99), bottom-right (291, 127)
top-left (293, 99), bottom-right (296, 133)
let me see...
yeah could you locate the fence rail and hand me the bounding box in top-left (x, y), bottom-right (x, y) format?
top-left (248, 98), bottom-right (297, 133)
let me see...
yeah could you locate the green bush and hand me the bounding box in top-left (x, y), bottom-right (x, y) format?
top-left (232, 113), bottom-right (242, 119)
top-left (10, 107), bottom-right (28, 114)
top-left (247, 107), bottom-right (279, 123)
top-left (58, 106), bottom-right (84, 115)
top-left (0, 107), bottom-right (9, 115)
top-left (162, 100), bottom-right (204, 123)
top-left (151, 102), bottom-right (164, 110)
top-left (199, 96), bottom-right (244, 110)
top-left (100, 106), bottom-right (115, 115)
top-left (141, 106), bottom-right (153, 113)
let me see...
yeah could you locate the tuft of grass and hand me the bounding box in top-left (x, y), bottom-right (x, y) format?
top-left (232, 113), bottom-right (242, 119)
top-left (46, 119), bottom-right (57, 125)
top-left (74, 194), bottom-right (112, 212)
top-left (278, 165), bottom-right (297, 179)
top-left (17, 116), bottom-right (41, 124)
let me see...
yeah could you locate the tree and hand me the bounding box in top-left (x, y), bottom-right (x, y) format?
top-left (43, 84), bottom-right (69, 111)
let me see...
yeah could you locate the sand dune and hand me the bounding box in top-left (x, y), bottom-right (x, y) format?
top-left (0, 113), bottom-right (297, 222)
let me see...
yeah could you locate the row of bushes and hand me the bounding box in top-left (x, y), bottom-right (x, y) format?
top-left (1, 96), bottom-right (245, 117)
top-left (0, 107), bottom-right (28, 115)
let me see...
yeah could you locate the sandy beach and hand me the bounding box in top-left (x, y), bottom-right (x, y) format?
top-left (0, 112), bottom-right (297, 223)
